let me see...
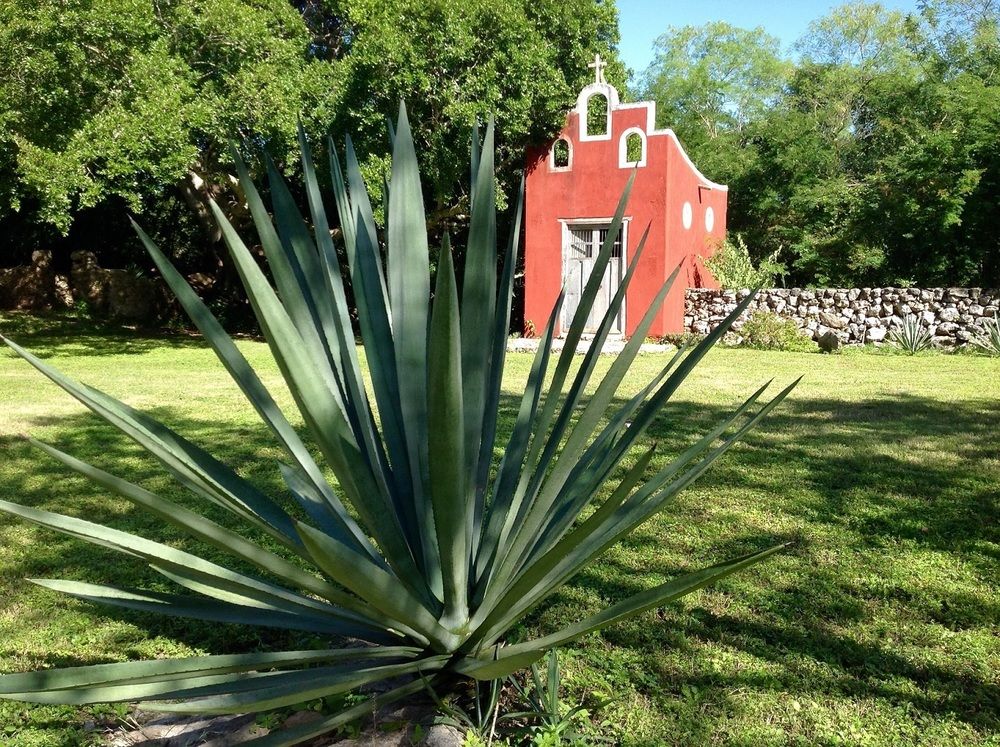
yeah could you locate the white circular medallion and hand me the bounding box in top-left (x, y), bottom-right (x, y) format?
top-left (705, 206), bottom-right (715, 232)
top-left (682, 202), bottom-right (692, 230)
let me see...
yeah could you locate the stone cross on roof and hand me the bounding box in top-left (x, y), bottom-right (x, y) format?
top-left (588, 53), bottom-right (607, 85)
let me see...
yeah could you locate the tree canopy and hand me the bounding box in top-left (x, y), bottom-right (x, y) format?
top-left (0, 0), bottom-right (622, 276)
top-left (640, 0), bottom-right (1000, 288)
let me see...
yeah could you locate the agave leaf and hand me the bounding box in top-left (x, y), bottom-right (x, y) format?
top-left (385, 103), bottom-right (438, 582)
top-left (539, 262), bottom-right (682, 500)
top-left (537, 171), bottom-right (636, 411)
top-left (326, 138), bottom-right (357, 268)
top-left (145, 657), bottom-right (448, 714)
top-left (231, 149), bottom-right (343, 409)
top-left (461, 118), bottom-right (497, 487)
top-left (211, 199), bottom-right (423, 588)
top-left (525, 357), bottom-right (730, 565)
top-left (484, 174), bottom-right (636, 583)
top-left (467, 445), bottom-right (657, 642)
top-left (472, 384), bottom-right (759, 640)
top-left (0, 647), bottom-right (417, 695)
top-left (264, 153), bottom-right (341, 376)
top-left (345, 136), bottom-right (389, 303)
top-left (130, 219), bottom-right (357, 544)
top-left (0, 336), bottom-right (302, 550)
top-left (471, 172), bottom-right (525, 564)
top-left (470, 120), bottom-right (481, 207)
top-left (299, 127), bottom-right (399, 542)
top-left (339, 139), bottom-right (428, 559)
top-left (473, 291), bottom-right (564, 593)
top-left (501, 543), bottom-right (790, 658)
top-left (26, 580), bottom-right (375, 639)
top-left (522, 272), bottom-right (688, 559)
top-left (474, 380), bottom-right (799, 642)
top-left (0, 648), bottom-right (418, 705)
top-left (2, 672), bottom-right (277, 706)
top-left (0, 499), bottom-right (359, 625)
top-left (387, 103), bottom-right (431, 476)
top-left (427, 240), bottom-right (469, 626)
top-left (31, 438), bottom-right (378, 616)
top-left (492, 225), bottom-right (654, 584)
top-left (452, 648), bottom-right (546, 681)
top-left (296, 522), bottom-right (456, 652)
top-left (350, 198), bottom-right (433, 584)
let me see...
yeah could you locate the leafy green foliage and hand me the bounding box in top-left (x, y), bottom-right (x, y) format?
top-left (329, 0), bottom-right (625, 218)
top-left (0, 111), bottom-right (791, 743)
top-left (504, 650), bottom-right (609, 746)
top-left (738, 311), bottom-right (818, 352)
top-left (0, 0), bottom-right (337, 233)
top-left (640, 1), bottom-right (1000, 288)
top-left (889, 314), bottom-right (935, 354)
top-left (704, 235), bottom-right (784, 289)
top-left (0, 0), bottom-right (623, 269)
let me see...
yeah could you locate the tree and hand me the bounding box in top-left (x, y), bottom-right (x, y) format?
top-left (640, 2), bottom-right (1000, 288)
top-left (639, 23), bottom-right (788, 164)
top-left (319, 0), bottom-right (624, 223)
top-left (637, 21), bottom-right (790, 246)
top-left (0, 0), bottom-right (340, 243)
top-left (756, 1), bottom-right (1000, 286)
top-left (0, 0), bottom-right (623, 263)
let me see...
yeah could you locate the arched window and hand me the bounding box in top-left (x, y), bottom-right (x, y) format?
top-left (586, 93), bottom-right (609, 137)
top-left (551, 138), bottom-right (571, 170)
top-left (618, 128), bottom-right (647, 168)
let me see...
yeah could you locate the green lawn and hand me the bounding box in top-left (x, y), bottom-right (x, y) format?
top-left (1, 312), bottom-right (998, 746)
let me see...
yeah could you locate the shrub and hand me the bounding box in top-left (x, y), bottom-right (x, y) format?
top-left (738, 311), bottom-right (817, 352)
top-left (704, 235), bottom-right (784, 290)
top-left (889, 314), bottom-right (934, 354)
top-left (0, 108), bottom-right (794, 743)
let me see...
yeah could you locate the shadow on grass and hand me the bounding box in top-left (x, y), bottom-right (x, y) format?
top-left (0, 379), bottom-right (997, 734)
top-left (0, 310), bottom-right (210, 358)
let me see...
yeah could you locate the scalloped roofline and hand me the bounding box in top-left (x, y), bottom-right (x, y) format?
top-left (570, 84), bottom-right (728, 192)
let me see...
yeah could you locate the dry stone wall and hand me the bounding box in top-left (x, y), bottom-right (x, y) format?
top-left (0, 250), bottom-right (57, 310)
top-left (0, 250), bottom-right (159, 319)
top-left (685, 287), bottom-right (999, 347)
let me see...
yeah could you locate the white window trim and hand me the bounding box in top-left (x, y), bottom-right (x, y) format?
top-left (548, 138), bottom-right (573, 172)
top-left (574, 82), bottom-right (619, 142)
top-left (618, 127), bottom-right (647, 168)
top-left (579, 92), bottom-right (612, 142)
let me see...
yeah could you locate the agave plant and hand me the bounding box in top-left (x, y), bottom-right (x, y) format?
top-left (888, 314), bottom-right (934, 354)
top-left (0, 106), bottom-right (794, 745)
top-left (971, 313), bottom-right (1000, 355)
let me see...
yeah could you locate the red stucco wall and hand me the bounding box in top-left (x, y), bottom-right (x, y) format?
top-left (523, 90), bottom-right (727, 337)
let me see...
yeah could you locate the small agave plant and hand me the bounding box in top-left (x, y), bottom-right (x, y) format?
top-left (0, 106), bottom-right (795, 745)
top-left (971, 314), bottom-right (1000, 355)
top-left (888, 314), bottom-right (935, 354)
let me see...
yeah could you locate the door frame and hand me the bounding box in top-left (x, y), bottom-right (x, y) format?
top-left (558, 217), bottom-right (631, 336)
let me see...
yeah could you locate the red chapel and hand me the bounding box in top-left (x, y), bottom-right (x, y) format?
top-left (523, 56), bottom-right (728, 338)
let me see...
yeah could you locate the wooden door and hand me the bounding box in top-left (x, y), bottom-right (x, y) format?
top-left (562, 224), bottom-right (624, 335)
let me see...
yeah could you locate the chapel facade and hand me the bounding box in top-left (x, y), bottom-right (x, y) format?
top-left (523, 56), bottom-right (728, 337)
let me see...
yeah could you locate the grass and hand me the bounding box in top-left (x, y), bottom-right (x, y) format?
top-left (0, 311), bottom-right (998, 746)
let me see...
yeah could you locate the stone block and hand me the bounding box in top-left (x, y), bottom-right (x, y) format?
top-left (819, 311), bottom-right (847, 329)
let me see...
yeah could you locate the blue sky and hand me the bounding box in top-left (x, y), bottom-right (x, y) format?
top-left (616, 0), bottom-right (922, 76)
